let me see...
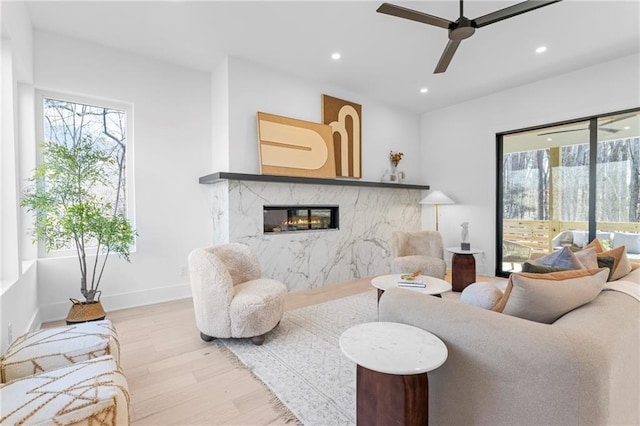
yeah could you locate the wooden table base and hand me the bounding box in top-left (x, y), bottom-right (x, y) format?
top-left (356, 365), bottom-right (429, 426)
top-left (451, 253), bottom-right (476, 292)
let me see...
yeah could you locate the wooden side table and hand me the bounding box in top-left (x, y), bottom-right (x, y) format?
top-left (446, 247), bottom-right (483, 292)
top-left (339, 322), bottom-right (448, 426)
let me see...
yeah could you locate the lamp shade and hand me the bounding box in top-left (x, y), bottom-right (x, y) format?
top-left (420, 191), bottom-right (455, 205)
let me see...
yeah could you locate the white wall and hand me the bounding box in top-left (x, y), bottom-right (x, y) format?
top-left (225, 57), bottom-right (424, 184)
top-left (1, 1), bottom-right (37, 353)
top-left (33, 31), bottom-right (213, 321)
top-left (421, 53), bottom-right (640, 276)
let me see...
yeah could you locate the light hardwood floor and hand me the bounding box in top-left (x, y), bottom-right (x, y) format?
top-left (43, 272), bottom-right (499, 425)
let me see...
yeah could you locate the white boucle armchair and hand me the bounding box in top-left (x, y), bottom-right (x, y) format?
top-left (188, 243), bottom-right (287, 345)
top-left (390, 230), bottom-right (446, 279)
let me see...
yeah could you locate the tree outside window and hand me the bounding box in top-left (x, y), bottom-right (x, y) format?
top-left (41, 97), bottom-right (130, 250)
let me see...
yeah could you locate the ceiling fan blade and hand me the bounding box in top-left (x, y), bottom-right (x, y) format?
top-left (538, 128), bottom-right (586, 136)
top-left (376, 3), bottom-right (452, 29)
top-left (473, 0), bottom-right (562, 28)
top-left (538, 126), bottom-right (621, 137)
top-left (434, 40), bottom-right (461, 74)
top-left (599, 113), bottom-right (636, 127)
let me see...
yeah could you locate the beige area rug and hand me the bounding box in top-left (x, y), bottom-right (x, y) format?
top-left (220, 290), bottom-right (379, 425)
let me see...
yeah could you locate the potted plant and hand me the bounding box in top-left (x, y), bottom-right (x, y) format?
top-left (22, 136), bottom-right (136, 323)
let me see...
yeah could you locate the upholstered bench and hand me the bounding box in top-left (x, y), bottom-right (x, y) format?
top-left (0, 319), bottom-right (120, 383)
top-left (0, 355), bottom-right (130, 425)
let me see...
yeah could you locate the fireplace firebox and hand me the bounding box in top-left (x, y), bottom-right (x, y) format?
top-left (264, 205), bottom-right (339, 233)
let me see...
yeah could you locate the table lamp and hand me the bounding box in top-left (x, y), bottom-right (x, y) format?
top-left (420, 191), bottom-right (455, 231)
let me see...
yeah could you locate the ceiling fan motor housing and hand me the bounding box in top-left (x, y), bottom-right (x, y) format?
top-left (449, 17), bottom-right (476, 40)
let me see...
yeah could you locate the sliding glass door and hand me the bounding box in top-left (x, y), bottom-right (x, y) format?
top-left (497, 108), bottom-right (639, 276)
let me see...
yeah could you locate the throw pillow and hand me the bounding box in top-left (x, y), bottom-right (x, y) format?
top-left (521, 262), bottom-right (568, 274)
top-left (574, 247), bottom-right (599, 269)
top-left (492, 268), bottom-right (609, 324)
top-left (460, 282), bottom-right (503, 310)
top-left (586, 238), bottom-right (604, 253)
top-left (599, 245), bottom-right (632, 281)
top-left (613, 232), bottom-right (640, 254)
top-left (531, 246), bottom-right (584, 270)
top-left (596, 256), bottom-right (616, 281)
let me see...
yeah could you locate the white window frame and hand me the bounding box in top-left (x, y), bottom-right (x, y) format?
top-left (33, 90), bottom-right (136, 259)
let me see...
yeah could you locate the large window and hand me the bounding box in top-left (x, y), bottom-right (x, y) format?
top-left (497, 109), bottom-right (639, 276)
top-left (36, 92), bottom-right (134, 254)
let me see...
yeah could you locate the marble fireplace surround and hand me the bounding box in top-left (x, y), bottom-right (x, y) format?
top-left (200, 172), bottom-right (429, 292)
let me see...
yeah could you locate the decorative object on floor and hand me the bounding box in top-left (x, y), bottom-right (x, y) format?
top-left (446, 247), bottom-right (483, 292)
top-left (66, 297), bottom-right (106, 324)
top-left (376, 0), bottom-right (562, 73)
top-left (257, 112), bottom-right (336, 179)
top-left (322, 95), bottom-right (362, 178)
top-left (460, 221), bottom-right (470, 250)
top-left (21, 135), bottom-right (136, 324)
top-left (0, 320), bottom-right (119, 383)
top-left (339, 322), bottom-right (448, 425)
top-left (0, 355), bottom-right (129, 425)
top-left (390, 230), bottom-right (446, 279)
top-left (188, 243), bottom-right (287, 345)
top-left (220, 290), bottom-right (377, 425)
top-left (420, 190), bottom-right (455, 231)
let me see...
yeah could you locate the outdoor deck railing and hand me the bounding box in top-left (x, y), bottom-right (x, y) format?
top-left (503, 219), bottom-right (640, 253)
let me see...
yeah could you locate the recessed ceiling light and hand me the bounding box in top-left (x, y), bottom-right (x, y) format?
top-left (420, 87), bottom-right (428, 94)
top-left (536, 46), bottom-right (547, 54)
top-left (547, 137), bottom-right (553, 142)
top-left (624, 126), bottom-right (631, 130)
top-left (331, 52), bottom-right (341, 60)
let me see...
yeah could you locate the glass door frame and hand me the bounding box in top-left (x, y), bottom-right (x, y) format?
top-left (495, 107), bottom-right (639, 278)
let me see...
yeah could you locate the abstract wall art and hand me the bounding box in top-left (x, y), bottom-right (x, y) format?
top-left (322, 95), bottom-right (362, 178)
top-left (257, 112), bottom-right (336, 178)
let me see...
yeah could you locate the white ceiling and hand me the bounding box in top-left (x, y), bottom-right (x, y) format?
top-left (25, 0), bottom-right (640, 114)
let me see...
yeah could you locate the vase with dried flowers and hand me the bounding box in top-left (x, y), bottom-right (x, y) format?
top-left (389, 151), bottom-right (404, 182)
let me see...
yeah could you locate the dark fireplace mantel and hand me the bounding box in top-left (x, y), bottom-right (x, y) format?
top-left (199, 172), bottom-right (430, 190)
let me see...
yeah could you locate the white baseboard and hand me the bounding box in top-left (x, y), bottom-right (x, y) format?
top-left (39, 283), bottom-right (192, 323)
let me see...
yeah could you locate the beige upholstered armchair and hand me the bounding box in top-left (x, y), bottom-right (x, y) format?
top-left (390, 230), bottom-right (446, 279)
top-left (188, 243), bottom-right (287, 345)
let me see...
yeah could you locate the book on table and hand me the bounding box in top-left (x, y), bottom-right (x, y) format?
top-left (397, 279), bottom-right (426, 288)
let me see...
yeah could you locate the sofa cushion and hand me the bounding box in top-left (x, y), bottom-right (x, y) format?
top-left (586, 238), bottom-right (605, 253)
top-left (522, 262), bottom-right (568, 274)
top-left (460, 282), bottom-right (503, 310)
top-left (597, 256), bottom-right (616, 281)
top-left (574, 247), bottom-right (599, 269)
top-left (613, 232), bottom-right (640, 254)
top-left (599, 246), bottom-right (632, 281)
top-left (0, 320), bottom-right (119, 383)
top-left (0, 355), bottom-right (129, 425)
top-left (492, 268), bottom-right (609, 324)
top-left (531, 246), bottom-right (584, 270)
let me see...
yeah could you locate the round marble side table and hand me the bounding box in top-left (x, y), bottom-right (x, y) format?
top-left (446, 247), bottom-right (484, 292)
top-left (339, 322), bottom-right (448, 425)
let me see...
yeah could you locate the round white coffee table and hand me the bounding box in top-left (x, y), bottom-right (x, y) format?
top-left (371, 274), bottom-right (452, 302)
top-left (340, 322), bottom-right (448, 425)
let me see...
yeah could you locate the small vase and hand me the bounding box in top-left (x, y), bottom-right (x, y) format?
top-left (389, 165), bottom-right (398, 183)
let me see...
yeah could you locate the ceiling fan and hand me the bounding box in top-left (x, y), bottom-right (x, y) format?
top-left (377, 0), bottom-right (562, 74)
top-left (537, 114), bottom-right (635, 137)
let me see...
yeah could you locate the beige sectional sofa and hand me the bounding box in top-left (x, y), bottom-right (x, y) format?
top-left (379, 266), bottom-right (640, 426)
